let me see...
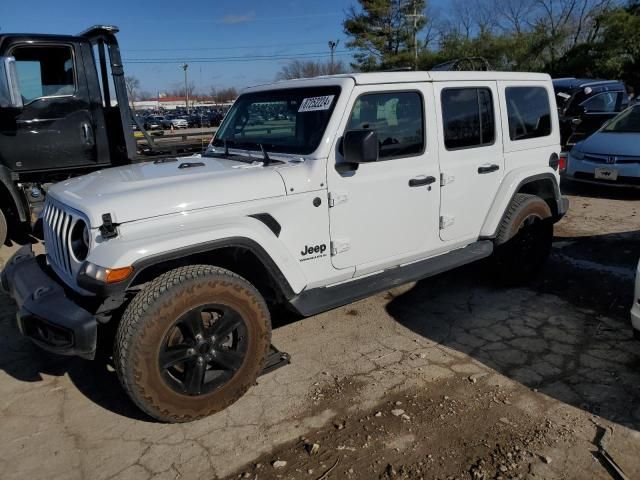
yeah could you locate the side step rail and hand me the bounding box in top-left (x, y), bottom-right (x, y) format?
top-left (290, 240), bottom-right (494, 317)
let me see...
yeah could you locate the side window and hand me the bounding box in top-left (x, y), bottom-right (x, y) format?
top-left (441, 88), bottom-right (495, 150)
top-left (12, 45), bottom-right (76, 104)
top-left (506, 87), bottom-right (552, 141)
top-left (581, 92), bottom-right (618, 113)
top-left (347, 91), bottom-right (424, 159)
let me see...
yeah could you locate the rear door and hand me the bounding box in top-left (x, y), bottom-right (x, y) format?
top-left (434, 81), bottom-right (504, 243)
top-left (1, 41), bottom-right (98, 172)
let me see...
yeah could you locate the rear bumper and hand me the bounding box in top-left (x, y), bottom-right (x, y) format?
top-left (1, 245), bottom-right (97, 359)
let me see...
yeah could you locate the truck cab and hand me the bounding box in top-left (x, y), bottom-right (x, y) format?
top-left (0, 26), bottom-right (134, 244)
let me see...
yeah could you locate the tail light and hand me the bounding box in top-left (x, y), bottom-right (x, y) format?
top-left (559, 152), bottom-right (568, 173)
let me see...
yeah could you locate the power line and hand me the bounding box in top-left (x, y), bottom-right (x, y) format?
top-left (123, 40), bottom-right (338, 52)
top-left (123, 51), bottom-right (352, 64)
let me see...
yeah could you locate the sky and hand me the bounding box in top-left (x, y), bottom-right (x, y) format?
top-left (1, 0), bottom-right (448, 96)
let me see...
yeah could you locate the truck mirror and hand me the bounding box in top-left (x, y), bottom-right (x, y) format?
top-left (343, 129), bottom-right (378, 164)
top-left (0, 57), bottom-right (23, 109)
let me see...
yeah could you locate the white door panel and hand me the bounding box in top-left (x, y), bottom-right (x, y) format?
top-left (435, 81), bottom-right (504, 242)
top-left (327, 84), bottom-right (441, 271)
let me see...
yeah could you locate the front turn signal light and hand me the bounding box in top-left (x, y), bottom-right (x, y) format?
top-left (105, 266), bottom-right (134, 284)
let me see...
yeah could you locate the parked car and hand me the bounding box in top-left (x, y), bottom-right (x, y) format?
top-left (143, 117), bottom-right (162, 131)
top-left (187, 114), bottom-right (211, 128)
top-left (563, 104), bottom-right (640, 187)
top-left (632, 258), bottom-right (640, 340)
top-left (2, 71), bottom-right (568, 422)
top-left (553, 78), bottom-right (629, 149)
top-left (161, 115), bottom-right (188, 129)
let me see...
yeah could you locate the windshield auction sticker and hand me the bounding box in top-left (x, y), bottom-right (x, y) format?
top-left (298, 95), bottom-right (335, 112)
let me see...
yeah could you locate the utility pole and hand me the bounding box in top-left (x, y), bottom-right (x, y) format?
top-left (181, 63), bottom-right (189, 111)
top-left (406, 2), bottom-right (424, 71)
top-left (328, 40), bottom-right (339, 74)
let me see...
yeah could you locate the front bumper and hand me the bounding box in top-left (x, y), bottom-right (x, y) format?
top-left (563, 153), bottom-right (640, 188)
top-left (1, 245), bottom-right (97, 359)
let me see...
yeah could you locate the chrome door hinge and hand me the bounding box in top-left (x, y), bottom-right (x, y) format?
top-left (439, 216), bottom-right (455, 230)
top-left (328, 192), bottom-right (348, 208)
top-left (330, 239), bottom-right (351, 256)
top-left (440, 173), bottom-right (455, 187)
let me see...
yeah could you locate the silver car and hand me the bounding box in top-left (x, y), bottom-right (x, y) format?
top-left (564, 104), bottom-right (640, 187)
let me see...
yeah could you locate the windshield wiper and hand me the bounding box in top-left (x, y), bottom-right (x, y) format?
top-left (259, 144), bottom-right (272, 166)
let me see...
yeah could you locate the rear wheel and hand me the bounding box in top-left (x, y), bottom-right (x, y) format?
top-left (0, 209), bottom-right (7, 246)
top-left (492, 194), bottom-right (553, 283)
top-left (114, 265), bottom-right (271, 422)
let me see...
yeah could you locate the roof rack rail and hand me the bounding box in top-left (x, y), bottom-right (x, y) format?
top-left (431, 57), bottom-right (492, 72)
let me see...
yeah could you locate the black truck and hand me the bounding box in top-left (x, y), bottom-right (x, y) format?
top-left (553, 78), bottom-right (630, 149)
top-left (0, 26), bottom-right (135, 246)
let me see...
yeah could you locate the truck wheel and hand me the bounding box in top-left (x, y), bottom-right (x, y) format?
top-left (492, 194), bottom-right (553, 283)
top-left (0, 209), bottom-right (7, 246)
top-left (114, 265), bottom-right (271, 422)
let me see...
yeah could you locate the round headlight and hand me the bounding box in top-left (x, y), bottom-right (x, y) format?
top-left (70, 219), bottom-right (90, 261)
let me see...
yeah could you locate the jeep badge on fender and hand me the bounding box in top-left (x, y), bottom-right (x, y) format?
top-left (301, 244), bottom-right (327, 256)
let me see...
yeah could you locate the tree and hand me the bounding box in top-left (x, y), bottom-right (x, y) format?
top-left (275, 59), bottom-right (348, 80)
top-left (212, 87), bottom-right (238, 103)
top-left (124, 76), bottom-right (140, 108)
top-left (344, 0), bottom-right (427, 70)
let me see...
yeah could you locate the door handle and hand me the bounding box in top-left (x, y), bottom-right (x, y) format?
top-left (81, 123), bottom-right (94, 146)
top-left (409, 176), bottom-right (436, 187)
top-left (477, 164), bottom-right (500, 174)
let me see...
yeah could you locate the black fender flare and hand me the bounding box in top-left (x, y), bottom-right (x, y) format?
top-left (0, 164), bottom-right (27, 222)
top-left (79, 236), bottom-right (297, 300)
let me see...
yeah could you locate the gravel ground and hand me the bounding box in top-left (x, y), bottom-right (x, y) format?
top-left (0, 180), bottom-right (638, 480)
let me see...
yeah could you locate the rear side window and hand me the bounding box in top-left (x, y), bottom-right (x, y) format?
top-left (506, 87), bottom-right (552, 141)
top-left (347, 91), bottom-right (424, 159)
top-left (441, 88), bottom-right (495, 150)
top-left (12, 45), bottom-right (76, 103)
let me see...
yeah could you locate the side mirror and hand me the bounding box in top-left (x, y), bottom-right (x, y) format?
top-left (0, 57), bottom-right (23, 109)
top-left (343, 129), bottom-right (378, 164)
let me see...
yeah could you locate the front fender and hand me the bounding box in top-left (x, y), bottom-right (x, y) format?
top-left (86, 210), bottom-right (307, 296)
top-left (480, 167), bottom-right (563, 238)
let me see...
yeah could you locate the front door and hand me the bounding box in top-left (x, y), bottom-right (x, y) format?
top-left (0, 42), bottom-right (97, 172)
top-left (327, 84), bottom-right (441, 272)
top-left (434, 81), bottom-right (504, 243)
top-left (569, 90), bottom-right (628, 146)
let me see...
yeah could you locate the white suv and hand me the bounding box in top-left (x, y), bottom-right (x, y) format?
top-left (632, 259), bottom-right (640, 339)
top-left (2, 71), bottom-right (568, 422)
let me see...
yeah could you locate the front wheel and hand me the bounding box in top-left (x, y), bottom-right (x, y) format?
top-left (114, 265), bottom-right (271, 422)
top-left (492, 194), bottom-right (553, 283)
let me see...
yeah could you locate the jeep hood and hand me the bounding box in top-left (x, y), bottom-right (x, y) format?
top-left (48, 157), bottom-right (287, 226)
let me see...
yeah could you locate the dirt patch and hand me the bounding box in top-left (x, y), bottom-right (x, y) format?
top-left (227, 377), bottom-right (577, 480)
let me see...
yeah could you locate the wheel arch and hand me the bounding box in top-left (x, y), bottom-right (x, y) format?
top-left (126, 237), bottom-right (297, 305)
top-left (0, 165), bottom-right (28, 223)
top-left (481, 170), bottom-right (564, 239)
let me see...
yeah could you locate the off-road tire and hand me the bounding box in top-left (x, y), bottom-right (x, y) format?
top-left (492, 193), bottom-right (553, 283)
top-left (114, 265), bottom-right (271, 422)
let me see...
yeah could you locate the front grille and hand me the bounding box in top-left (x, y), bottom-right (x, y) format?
top-left (584, 153), bottom-right (640, 165)
top-left (42, 199), bottom-right (85, 279)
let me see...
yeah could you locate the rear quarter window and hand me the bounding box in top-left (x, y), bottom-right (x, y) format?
top-left (506, 87), bottom-right (552, 141)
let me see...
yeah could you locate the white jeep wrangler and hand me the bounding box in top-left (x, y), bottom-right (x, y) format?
top-left (2, 71), bottom-right (568, 422)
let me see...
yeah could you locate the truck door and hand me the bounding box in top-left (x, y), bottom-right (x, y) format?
top-left (0, 42), bottom-right (98, 172)
top-left (327, 83), bottom-right (441, 272)
top-left (569, 90), bottom-right (628, 145)
top-left (434, 81), bottom-right (504, 243)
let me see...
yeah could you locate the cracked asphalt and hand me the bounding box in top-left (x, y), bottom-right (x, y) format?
top-left (0, 181), bottom-right (639, 480)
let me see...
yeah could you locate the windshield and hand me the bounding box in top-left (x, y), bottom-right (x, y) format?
top-left (213, 86), bottom-right (341, 155)
top-left (602, 105), bottom-right (640, 133)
